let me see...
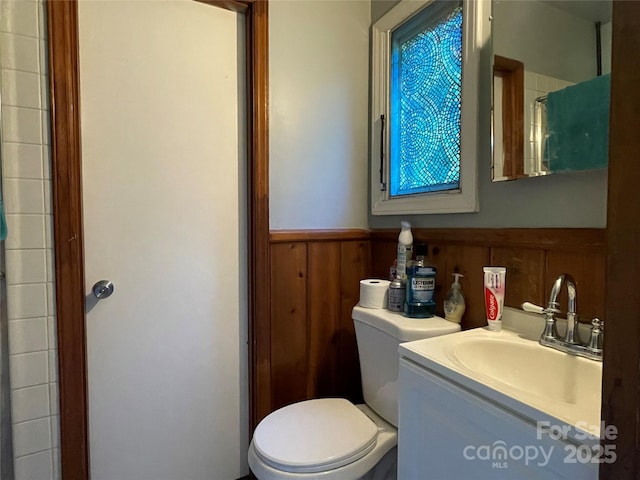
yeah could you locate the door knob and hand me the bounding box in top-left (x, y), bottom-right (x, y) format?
top-left (92, 280), bottom-right (114, 299)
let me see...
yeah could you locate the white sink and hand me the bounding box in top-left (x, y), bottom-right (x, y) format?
top-left (399, 324), bottom-right (603, 438)
top-left (451, 333), bottom-right (602, 406)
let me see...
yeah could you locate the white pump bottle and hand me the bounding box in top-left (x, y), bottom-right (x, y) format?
top-left (396, 221), bottom-right (413, 281)
top-left (444, 273), bottom-right (466, 324)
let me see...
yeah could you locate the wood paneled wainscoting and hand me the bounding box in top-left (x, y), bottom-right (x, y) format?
top-left (270, 228), bottom-right (606, 410)
top-left (269, 230), bottom-right (372, 411)
top-left (371, 228), bottom-right (606, 330)
top-left (268, 228), bottom-right (605, 415)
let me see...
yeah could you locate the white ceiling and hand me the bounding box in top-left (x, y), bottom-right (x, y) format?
top-left (540, 0), bottom-right (612, 23)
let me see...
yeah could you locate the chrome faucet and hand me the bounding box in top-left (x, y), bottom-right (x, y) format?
top-left (523, 274), bottom-right (603, 361)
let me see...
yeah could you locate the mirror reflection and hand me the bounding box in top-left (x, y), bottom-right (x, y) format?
top-left (491, 0), bottom-right (612, 181)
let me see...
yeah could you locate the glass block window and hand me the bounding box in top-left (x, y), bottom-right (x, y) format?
top-left (389, 1), bottom-right (463, 197)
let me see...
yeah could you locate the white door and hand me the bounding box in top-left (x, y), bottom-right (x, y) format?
top-left (78, 2), bottom-right (248, 478)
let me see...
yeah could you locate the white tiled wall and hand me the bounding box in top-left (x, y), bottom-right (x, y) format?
top-left (0, 0), bottom-right (59, 479)
top-left (523, 70), bottom-right (575, 175)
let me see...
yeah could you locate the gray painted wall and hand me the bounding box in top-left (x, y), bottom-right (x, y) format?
top-left (369, 0), bottom-right (608, 229)
top-left (494, 0), bottom-right (597, 83)
top-left (270, 1), bottom-right (370, 230)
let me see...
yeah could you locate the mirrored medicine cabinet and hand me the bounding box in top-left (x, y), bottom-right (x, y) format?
top-left (491, 0), bottom-right (612, 182)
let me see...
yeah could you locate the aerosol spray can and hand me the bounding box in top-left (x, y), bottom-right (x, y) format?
top-left (388, 277), bottom-right (405, 312)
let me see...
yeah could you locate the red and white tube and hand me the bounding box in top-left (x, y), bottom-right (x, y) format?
top-left (484, 267), bottom-right (506, 332)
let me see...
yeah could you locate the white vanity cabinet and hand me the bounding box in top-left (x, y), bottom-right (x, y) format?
top-left (398, 357), bottom-right (599, 480)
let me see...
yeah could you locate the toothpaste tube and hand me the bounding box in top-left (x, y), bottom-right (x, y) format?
top-left (483, 267), bottom-right (506, 332)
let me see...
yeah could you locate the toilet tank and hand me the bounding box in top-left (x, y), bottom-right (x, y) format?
top-left (352, 306), bottom-right (460, 427)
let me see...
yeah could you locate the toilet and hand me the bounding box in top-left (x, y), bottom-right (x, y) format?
top-left (248, 305), bottom-right (460, 479)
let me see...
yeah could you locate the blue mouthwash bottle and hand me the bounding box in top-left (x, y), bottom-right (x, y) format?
top-left (404, 243), bottom-right (436, 318)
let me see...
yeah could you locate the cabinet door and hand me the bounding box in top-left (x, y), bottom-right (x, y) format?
top-left (398, 358), bottom-right (598, 480)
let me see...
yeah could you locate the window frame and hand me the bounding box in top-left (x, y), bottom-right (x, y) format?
top-left (370, 0), bottom-right (489, 215)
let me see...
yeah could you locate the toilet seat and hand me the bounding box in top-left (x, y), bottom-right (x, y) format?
top-left (252, 398), bottom-right (378, 474)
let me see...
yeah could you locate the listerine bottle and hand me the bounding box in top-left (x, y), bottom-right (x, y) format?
top-left (404, 243), bottom-right (436, 318)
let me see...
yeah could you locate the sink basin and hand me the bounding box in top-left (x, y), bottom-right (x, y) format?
top-left (399, 326), bottom-right (603, 438)
top-left (451, 335), bottom-right (601, 406)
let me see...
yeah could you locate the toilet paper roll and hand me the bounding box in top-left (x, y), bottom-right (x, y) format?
top-left (359, 279), bottom-right (390, 309)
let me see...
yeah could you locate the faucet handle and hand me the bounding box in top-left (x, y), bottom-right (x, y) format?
top-left (523, 300), bottom-right (561, 342)
top-left (587, 318), bottom-right (604, 353)
top-left (522, 301), bottom-right (560, 315)
top-left (522, 302), bottom-right (544, 314)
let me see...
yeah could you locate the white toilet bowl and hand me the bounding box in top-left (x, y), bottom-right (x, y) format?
top-left (248, 399), bottom-right (397, 480)
top-left (248, 307), bottom-right (460, 479)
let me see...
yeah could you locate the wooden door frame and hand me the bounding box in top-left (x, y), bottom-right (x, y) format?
top-left (493, 55), bottom-right (525, 179)
top-left (601, 2), bottom-right (640, 477)
top-left (46, 1), bottom-right (270, 478)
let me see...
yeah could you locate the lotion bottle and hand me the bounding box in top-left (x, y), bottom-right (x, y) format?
top-left (396, 221), bottom-right (413, 281)
top-left (444, 273), bottom-right (466, 324)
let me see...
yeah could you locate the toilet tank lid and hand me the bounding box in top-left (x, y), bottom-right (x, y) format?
top-left (352, 305), bottom-right (460, 341)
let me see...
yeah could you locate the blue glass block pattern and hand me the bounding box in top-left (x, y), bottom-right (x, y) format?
top-left (390, 2), bottom-right (462, 196)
